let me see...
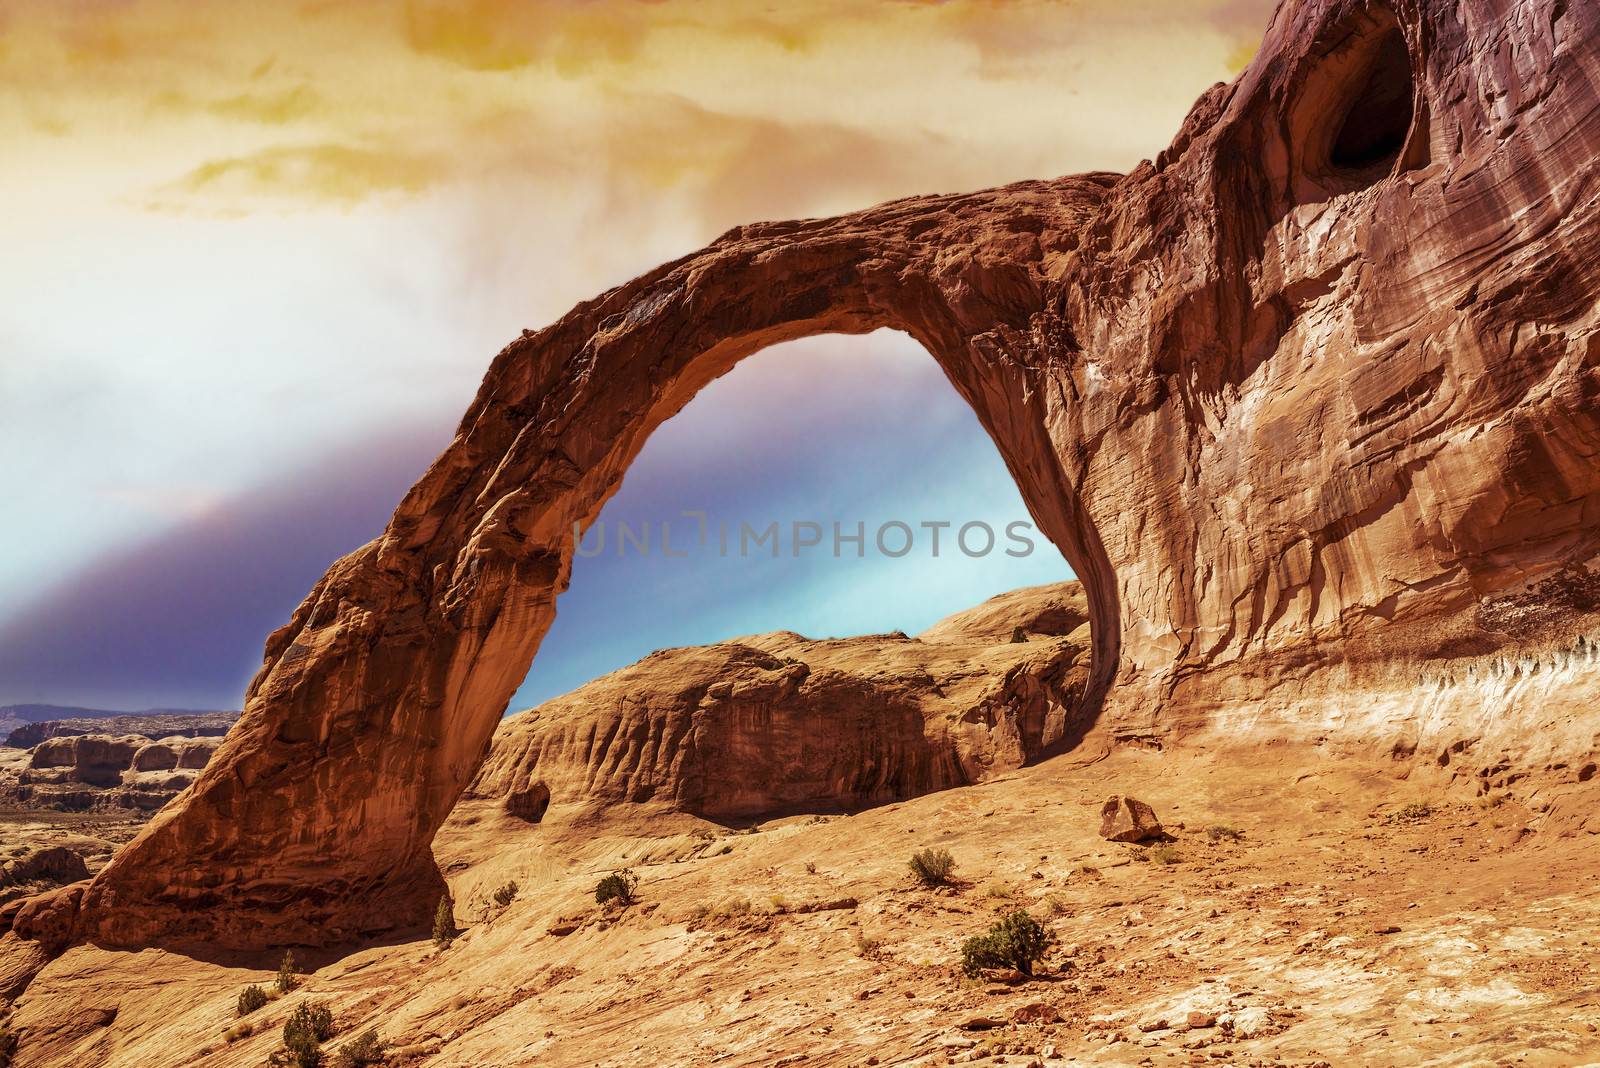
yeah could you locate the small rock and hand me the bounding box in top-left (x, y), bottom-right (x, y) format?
top-left (546, 920), bottom-right (579, 936)
top-left (1100, 796), bottom-right (1166, 843)
top-left (1011, 1001), bottom-right (1061, 1025)
top-left (1186, 1011), bottom-right (1217, 1029)
top-left (959, 1015), bottom-right (1006, 1031)
top-left (980, 967), bottom-right (1030, 985)
top-left (1139, 1018), bottom-right (1169, 1033)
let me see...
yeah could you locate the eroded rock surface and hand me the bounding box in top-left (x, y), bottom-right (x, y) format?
top-left (15, 0), bottom-right (1600, 951)
top-left (468, 582), bottom-right (1091, 821)
top-left (4, 735), bottom-right (223, 814)
top-left (1099, 796), bottom-right (1165, 844)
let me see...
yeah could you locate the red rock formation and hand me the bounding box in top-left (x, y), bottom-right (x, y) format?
top-left (12, 0), bottom-right (1600, 950)
top-left (465, 582), bottom-right (1091, 821)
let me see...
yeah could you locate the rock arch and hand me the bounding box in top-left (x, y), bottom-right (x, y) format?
top-left (12, 0), bottom-right (1600, 950)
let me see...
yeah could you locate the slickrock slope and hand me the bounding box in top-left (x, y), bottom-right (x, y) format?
top-left (466, 583), bottom-right (1091, 822)
top-left (13, 744), bottom-right (1600, 1067)
top-left (12, 0), bottom-right (1600, 952)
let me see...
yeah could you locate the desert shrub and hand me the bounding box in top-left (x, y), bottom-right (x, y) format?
top-left (0, 1024), bottom-right (17, 1068)
top-left (908, 848), bottom-right (956, 887)
top-left (1149, 844), bottom-right (1183, 866)
top-left (983, 881), bottom-right (1016, 900)
top-left (492, 881), bottom-right (518, 908)
top-left (961, 910), bottom-right (1054, 977)
top-left (594, 869), bottom-right (639, 906)
top-left (804, 861), bottom-right (817, 875)
top-left (276, 950), bottom-right (300, 994)
top-left (285, 1002), bottom-right (335, 1044)
top-left (1387, 802), bottom-right (1433, 824)
top-left (1206, 824), bottom-right (1245, 842)
top-left (238, 983), bottom-right (270, 1017)
top-left (432, 893), bottom-right (457, 947)
top-left (333, 1028), bottom-right (386, 1067)
top-left (224, 1021), bottom-right (254, 1043)
top-left (272, 1001), bottom-right (336, 1067)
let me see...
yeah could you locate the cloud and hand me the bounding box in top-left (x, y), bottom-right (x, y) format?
top-left (167, 143), bottom-right (451, 204)
top-left (0, 420), bottom-right (453, 710)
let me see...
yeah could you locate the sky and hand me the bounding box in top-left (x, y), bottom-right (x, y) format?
top-left (0, 0), bottom-right (1274, 712)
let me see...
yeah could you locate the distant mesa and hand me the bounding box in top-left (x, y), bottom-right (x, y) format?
top-left (0, 708), bottom-right (239, 750)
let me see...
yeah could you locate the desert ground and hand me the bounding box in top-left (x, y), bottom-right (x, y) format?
top-left (10, 736), bottom-right (1600, 1067)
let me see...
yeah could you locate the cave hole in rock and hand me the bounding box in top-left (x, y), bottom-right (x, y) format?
top-left (495, 329), bottom-right (1082, 821)
top-left (1327, 23), bottom-right (1415, 177)
top-left (507, 780), bottom-right (550, 823)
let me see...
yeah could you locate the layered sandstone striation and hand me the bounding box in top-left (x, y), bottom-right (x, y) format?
top-left (467, 582), bottom-right (1091, 822)
top-left (12, 0), bottom-right (1600, 950)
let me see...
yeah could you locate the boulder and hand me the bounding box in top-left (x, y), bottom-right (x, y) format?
top-left (0, 847), bottom-right (88, 888)
top-left (1099, 796), bottom-right (1165, 843)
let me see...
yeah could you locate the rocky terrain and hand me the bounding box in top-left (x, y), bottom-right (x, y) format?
top-left (5, 0), bottom-right (1600, 1063)
top-left (6, 584), bottom-right (1600, 1065)
top-left (467, 583), bottom-right (1092, 823)
top-left (11, 739), bottom-right (1600, 1066)
top-left (0, 719), bottom-right (231, 920)
top-left (2, 712), bottom-right (236, 751)
top-left (0, 707), bottom-right (234, 748)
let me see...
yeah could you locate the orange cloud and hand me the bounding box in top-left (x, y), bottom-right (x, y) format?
top-left (170, 143), bottom-right (450, 204)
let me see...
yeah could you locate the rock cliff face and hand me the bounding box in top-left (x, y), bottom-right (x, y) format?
top-left (468, 583), bottom-right (1091, 822)
top-left (5, 735), bottom-right (223, 812)
top-left (14, 0), bottom-right (1600, 950)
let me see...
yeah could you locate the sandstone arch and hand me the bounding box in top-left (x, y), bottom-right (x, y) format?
top-left (12, 0), bottom-right (1600, 951)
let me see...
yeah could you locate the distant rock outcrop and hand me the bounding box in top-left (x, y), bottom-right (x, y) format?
top-left (3, 712), bottom-right (237, 750)
top-left (6, 734), bottom-right (224, 812)
top-left (467, 582), bottom-right (1091, 821)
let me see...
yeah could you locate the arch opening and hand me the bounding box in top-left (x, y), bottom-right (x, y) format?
top-left (1327, 25), bottom-right (1414, 176)
top-left (475, 330), bottom-right (1096, 824)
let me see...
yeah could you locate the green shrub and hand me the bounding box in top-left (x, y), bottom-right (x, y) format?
top-left (960, 910), bottom-right (1054, 977)
top-left (432, 893), bottom-right (457, 948)
top-left (1206, 824), bottom-right (1245, 842)
top-left (1149, 844), bottom-right (1183, 865)
top-left (908, 848), bottom-right (956, 887)
top-left (276, 950), bottom-right (300, 994)
top-left (285, 1002), bottom-right (335, 1044)
top-left (273, 1001), bottom-right (336, 1067)
top-left (594, 869), bottom-right (639, 906)
top-left (333, 1028), bottom-right (386, 1067)
top-left (492, 881), bottom-right (518, 908)
top-left (238, 984), bottom-right (270, 1017)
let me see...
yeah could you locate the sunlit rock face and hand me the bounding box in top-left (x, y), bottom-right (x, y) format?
top-left (10, 0), bottom-right (1600, 951)
top-left (466, 583), bottom-right (1092, 822)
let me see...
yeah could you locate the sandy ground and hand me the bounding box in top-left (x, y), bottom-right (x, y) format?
top-left (9, 740), bottom-right (1600, 1067)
